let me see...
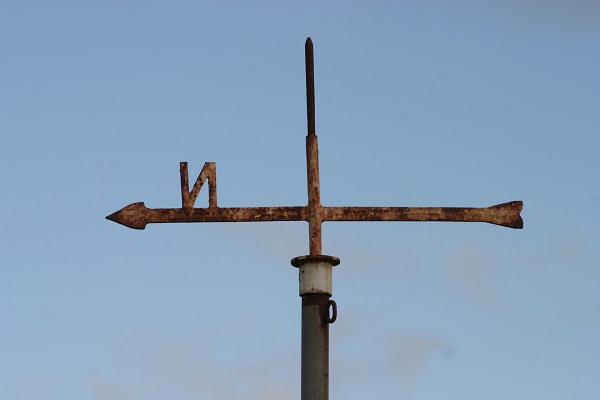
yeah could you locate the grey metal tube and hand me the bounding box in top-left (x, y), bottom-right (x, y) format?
top-left (292, 254), bottom-right (340, 400)
top-left (301, 293), bottom-right (330, 400)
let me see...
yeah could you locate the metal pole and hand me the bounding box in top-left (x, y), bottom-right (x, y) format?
top-left (292, 255), bottom-right (340, 400)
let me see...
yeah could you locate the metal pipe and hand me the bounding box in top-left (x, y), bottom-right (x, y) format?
top-left (301, 293), bottom-right (330, 400)
top-left (292, 255), bottom-right (340, 400)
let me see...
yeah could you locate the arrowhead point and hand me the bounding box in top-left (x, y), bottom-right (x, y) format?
top-left (488, 201), bottom-right (524, 229)
top-left (106, 202), bottom-right (148, 230)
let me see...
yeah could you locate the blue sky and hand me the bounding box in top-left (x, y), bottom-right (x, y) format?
top-left (1, 1), bottom-right (599, 399)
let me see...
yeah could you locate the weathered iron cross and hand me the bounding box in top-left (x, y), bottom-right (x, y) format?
top-left (107, 38), bottom-right (523, 400)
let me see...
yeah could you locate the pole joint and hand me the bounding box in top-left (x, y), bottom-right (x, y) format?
top-left (292, 255), bottom-right (340, 296)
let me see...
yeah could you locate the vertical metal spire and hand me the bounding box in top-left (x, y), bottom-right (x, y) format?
top-left (305, 37), bottom-right (316, 136)
top-left (305, 37), bottom-right (323, 255)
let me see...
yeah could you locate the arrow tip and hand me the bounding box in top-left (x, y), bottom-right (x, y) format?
top-left (488, 201), bottom-right (524, 229)
top-left (106, 202), bottom-right (148, 230)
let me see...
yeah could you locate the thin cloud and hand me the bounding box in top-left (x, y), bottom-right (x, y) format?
top-left (526, 234), bottom-right (600, 328)
top-left (332, 311), bottom-right (451, 395)
top-left (91, 334), bottom-right (298, 400)
top-left (87, 372), bottom-right (131, 400)
top-left (384, 334), bottom-right (450, 388)
top-left (440, 244), bottom-right (520, 318)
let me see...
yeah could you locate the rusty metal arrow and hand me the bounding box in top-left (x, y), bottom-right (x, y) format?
top-left (106, 200), bottom-right (522, 230)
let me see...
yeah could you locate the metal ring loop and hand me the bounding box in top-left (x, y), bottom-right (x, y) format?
top-left (328, 300), bottom-right (337, 324)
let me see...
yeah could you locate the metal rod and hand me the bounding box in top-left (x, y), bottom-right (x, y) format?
top-left (106, 201), bottom-right (523, 230)
top-left (305, 37), bottom-right (324, 255)
top-left (305, 37), bottom-right (315, 137)
top-left (306, 134), bottom-right (323, 255)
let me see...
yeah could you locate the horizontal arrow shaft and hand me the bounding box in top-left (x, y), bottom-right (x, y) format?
top-left (107, 201), bottom-right (522, 230)
top-left (106, 203), bottom-right (308, 229)
top-left (324, 201), bottom-right (523, 228)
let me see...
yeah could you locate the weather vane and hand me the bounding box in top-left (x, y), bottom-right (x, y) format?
top-left (107, 38), bottom-right (523, 400)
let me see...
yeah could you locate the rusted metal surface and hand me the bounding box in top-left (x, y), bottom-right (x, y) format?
top-left (106, 201), bottom-right (523, 231)
top-left (323, 202), bottom-right (524, 228)
top-left (106, 37), bottom-right (523, 247)
top-left (180, 161), bottom-right (217, 209)
top-left (106, 203), bottom-right (307, 230)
